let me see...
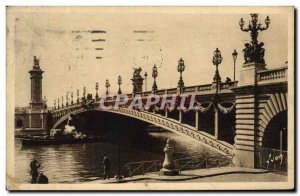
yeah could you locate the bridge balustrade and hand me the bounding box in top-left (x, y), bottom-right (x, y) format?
top-left (51, 81), bottom-right (238, 113)
top-left (220, 82), bottom-right (238, 90)
top-left (257, 66), bottom-right (288, 85)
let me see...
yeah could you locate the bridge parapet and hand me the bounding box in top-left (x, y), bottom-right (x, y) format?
top-left (257, 66), bottom-right (287, 85)
top-left (123, 81), bottom-right (237, 98)
top-left (51, 81), bottom-right (238, 113)
top-left (51, 104), bottom-right (82, 114)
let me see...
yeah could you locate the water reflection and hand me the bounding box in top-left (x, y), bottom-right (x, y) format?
top-left (15, 130), bottom-right (218, 183)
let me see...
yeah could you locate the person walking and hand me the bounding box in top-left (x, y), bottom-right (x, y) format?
top-left (103, 154), bottom-right (111, 180)
top-left (30, 158), bottom-right (40, 184)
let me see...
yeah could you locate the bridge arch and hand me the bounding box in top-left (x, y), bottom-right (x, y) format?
top-left (52, 107), bottom-right (234, 156)
top-left (261, 110), bottom-right (287, 150)
top-left (257, 92), bottom-right (287, 147)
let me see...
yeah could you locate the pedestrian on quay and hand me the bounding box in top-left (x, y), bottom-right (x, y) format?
top-left (30, 158), bottom-right (40, 184)
top-left (37, 172), bottom-right (49, 184)
top-left (103, 154), bottom-right (111, 180)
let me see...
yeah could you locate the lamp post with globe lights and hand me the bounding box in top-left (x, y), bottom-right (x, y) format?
top-left (118, 75), bottom-right (122, 94)
top-left (105, 79), bottom-right (110, 95)
top-left (211, 48), bottom-right (223, 139)
top-left (212, 48), bottom-right (223, 93)
top-left (239, 13), bottom-right (270, 64)
top-left (65, 95), bottom-right (68, 107)
top-left (152, 64), bottom-right (158, 94)
top-left (177, 58), bottom-right (185, 94)
top-left (95, 82), bottom-right (99, 100)
top-left (71, 91), bottom-right (74, 105)
top-left (232, 49), bottom-right (238, 81)
top-left (83, 87), bottom-right (86, 100)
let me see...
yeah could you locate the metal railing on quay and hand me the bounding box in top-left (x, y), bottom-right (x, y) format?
top-left (125, 160), bottom-right (162, 177)
top-left (124, 155), bottom-right (234, 177)
top-left (174, 155), bottom-right (234, 173)
top-left (257, 147), bottom-right (287, 173)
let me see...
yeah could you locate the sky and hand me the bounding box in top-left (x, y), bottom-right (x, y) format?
top-left (8, 7), bottom-right (289, 107)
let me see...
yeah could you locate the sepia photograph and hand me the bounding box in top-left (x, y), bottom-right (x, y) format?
top-left (6, 6), bottom-right (294, 190)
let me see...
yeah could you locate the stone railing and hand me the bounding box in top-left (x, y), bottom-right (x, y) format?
top-left (127, 81), bottom-right (237, 98)
top-left (52, 107), bottom-right (87, 128)
top-left (257, 66), bottom-right (288, 84)
top-left (51, 81), bottom-right (238, 112)
top-left (220, 82), bottom-right (238, 90)
top-left (51, 103), bottom-right (82, 114)
top-left (198, 84), bottom-right (212, 92)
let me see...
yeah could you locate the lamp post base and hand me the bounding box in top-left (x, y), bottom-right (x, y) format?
top-left (152, 82), bottom-right (158, 93)
top-left (114, 175), bottom-right (124, 181)
top-left (160, 168), bottom-right (179, 176)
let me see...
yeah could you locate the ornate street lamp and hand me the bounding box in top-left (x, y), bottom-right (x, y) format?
top-left (57, 98), bottom-right (60, 109)
top-left (54, 99), bottom-right (56, 110)
top-left (177, 58), bottom-right (185, 93)
top-left (239, 13), bottom-right (270, 64)
top-left (71, 91), bottom-right (74, 105)
top-left (118, 75), bottom-right (122, 94)
top-left (77, 89), bottom-right (79, 103)
top-left (83, 87), bottom-right (86, 99)
top-left (61, 96), bottom-right (64, 108)
top-left (232, 49), bottom-right (238, 81)
top-left (66, 92), bottom-right (69, 106)
top-left (95, 82), bottom-right (99, 99)
top-left (152, 64), bottom-right (158, 94)
top-left (144, 72), bottom-right (148, 92)
top-left (212, 48), bottom-right (223, 93)
top-left (212, 48), bottom-right (223, 140)
top-left (105, 79), bottom-right (110, 95)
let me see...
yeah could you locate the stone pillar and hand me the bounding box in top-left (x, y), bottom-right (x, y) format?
top-left (195, 110), bottom-right (199, 130)
top-left (160, 139), bottom-right (179, 175)
top-left (41, 112), bottom-right (44, 129)
top-left (179, 111), bottom-right (182, 123)
top-left (233, 62), bottom-right (266, 168)
top-left (29, 56), bottom-right (44, 111)
top-left (28, 110), bottom-right (32, 128)
top-left (233, 90), bottom-right (256, 168)
top-left (214, 108), bottom-right (218, 139)
top-left (165, 110), bottom-right (168, 118)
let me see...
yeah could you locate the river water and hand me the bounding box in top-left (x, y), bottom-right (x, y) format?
top-left (15, 131), bottom-right (219, 183)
